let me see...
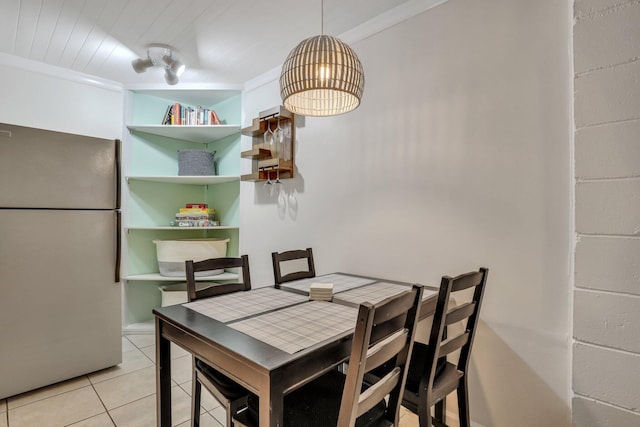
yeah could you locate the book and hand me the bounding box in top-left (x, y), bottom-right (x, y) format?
top-left (210, 110), bottom-right (221, 125)
top-left (161, 105), bottom-right (173, 125)
top-left (179, 207), bottom-right (215, 214)
top-left (186, 203), bottom-right (208, 209)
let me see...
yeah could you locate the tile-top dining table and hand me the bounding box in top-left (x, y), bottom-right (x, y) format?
top-left (152, 273), bottom-right (439, 426)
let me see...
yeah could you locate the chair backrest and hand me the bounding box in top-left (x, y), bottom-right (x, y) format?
top-left (185, 255), bottom-right (251, 302)
top-left (271, 248), bottom-right (315, 287)
top-left (421, 268), bottom-right (488, 394)
top-left (338, 284), bottom-right (424, 427)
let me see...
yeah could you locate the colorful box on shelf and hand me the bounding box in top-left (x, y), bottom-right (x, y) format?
top-left (179, 207), bottom-right (216, 214)
top-left (170, 219), bottom-right (220, 227)
top-left (175, 213), bottom-right (215, 220)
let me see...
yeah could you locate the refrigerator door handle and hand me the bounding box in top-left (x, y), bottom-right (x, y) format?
top-left (115, 139), bottom-right (121, 210)
top-left (115, 210), bottom-right (121, 283)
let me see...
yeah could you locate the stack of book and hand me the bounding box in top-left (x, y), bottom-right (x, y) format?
top-left (162, 104), bottom-right (221, 126)
top-left (309, 283), bottom-right (334, 301)
top-left (170, 203), bottom-right (217, 227)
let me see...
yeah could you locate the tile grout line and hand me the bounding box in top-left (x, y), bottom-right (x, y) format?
top-left (86, 375), bottom-right (117, 427)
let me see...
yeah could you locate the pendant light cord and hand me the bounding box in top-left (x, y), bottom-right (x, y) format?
top-left (321, 0), bottom-right (324, 35)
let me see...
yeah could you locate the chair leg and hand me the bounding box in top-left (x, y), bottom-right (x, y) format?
top-left (417, 397), bottom-right (432, 427)
top-left (225, 400), bottom-right (233, 427)
top-left (434, 398), bottom-right (445, 424)
top-left (457, 379), bottom-right (470, 427)
top-left (192, 375), bottom-right (202, 427)
top-left (229, 396), bottom-right (249, 427)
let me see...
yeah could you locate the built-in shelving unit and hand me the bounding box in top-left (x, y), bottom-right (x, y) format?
top-left (122, 85), bottom-right (242, 334)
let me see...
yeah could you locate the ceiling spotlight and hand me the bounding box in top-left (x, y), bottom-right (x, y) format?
top-left (131, 57), bottom-right (153, 73)
top-left (131, 44), bottom-right (186, 85)
top-left (164, 68), bottom-right (179, 85)
top-left (162, 55), bottom-right (185, 77)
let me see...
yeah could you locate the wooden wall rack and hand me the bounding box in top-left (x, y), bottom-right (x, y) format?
top-left (241, 106), bottom-right (295, 182)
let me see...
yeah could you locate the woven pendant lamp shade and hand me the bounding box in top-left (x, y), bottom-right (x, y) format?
top-left (280, 35), bottom-right (365, 116)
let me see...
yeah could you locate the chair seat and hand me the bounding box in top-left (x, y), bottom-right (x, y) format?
top-left (195, 359), bottom-right (248, 400)
top-left (243, 370), bottom-right (387, 427)
top-left (405, 342), bottom-right (448, 391)
top-left (403, 359), bottom-right (464, 408)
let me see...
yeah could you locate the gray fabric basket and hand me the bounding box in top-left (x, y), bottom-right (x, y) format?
top-left (178, 150), bottom-right (216, 176)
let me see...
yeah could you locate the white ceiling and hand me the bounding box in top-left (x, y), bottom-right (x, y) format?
top-left (0, 0), bottom-right (437, 86)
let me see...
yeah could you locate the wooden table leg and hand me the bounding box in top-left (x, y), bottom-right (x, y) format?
top-left (155, 317), bottom-right (172, 426)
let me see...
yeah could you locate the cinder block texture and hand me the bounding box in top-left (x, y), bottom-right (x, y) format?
top-left (574, 290), bottom-right (640, 352)
top-left (575, 180), bottom-right (640, 235)
top-left (575, 120), bottom-right (640, 179)
top-left (573, 396), bottom-right (640, 427)
top-left (573, 343), bottom-right (640, 411)
top-left (574, 0), bottom-right (631, 18)
top-left (575, 60), bottom-right (640, 128)
top-left (575, 236), bottom-right (640, 294)
top-left (574, 3), bottom-right (640, 74)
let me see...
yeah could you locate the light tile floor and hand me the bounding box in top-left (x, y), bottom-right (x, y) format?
top-left (0, 335), bottom-right (419, 426)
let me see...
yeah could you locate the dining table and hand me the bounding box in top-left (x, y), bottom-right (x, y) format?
top-left (152, 272), bottom-right (439, 426)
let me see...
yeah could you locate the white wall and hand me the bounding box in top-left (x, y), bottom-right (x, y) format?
top-left (0, 52), bottom-right (123, 139)
top-left (241, 0), bottom-right (572, 426)
top-left (572, 0), bottom-right (640, 425)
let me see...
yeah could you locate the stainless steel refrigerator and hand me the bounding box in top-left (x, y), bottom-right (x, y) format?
top-left (0, 123), bottom-right (122, 399)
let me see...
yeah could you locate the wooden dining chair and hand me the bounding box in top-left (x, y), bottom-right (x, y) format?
top-left (234, 284), bottom-right (424, 427)
top-left (185, 255), bottom-right (252, 427)
top-left (271, 247), bottom-right (315, 287)
top-left (402, 267), bottom-right (489, 427)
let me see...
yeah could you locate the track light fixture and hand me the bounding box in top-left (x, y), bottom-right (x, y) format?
top-left (131, 44), bottom-right (185, 85)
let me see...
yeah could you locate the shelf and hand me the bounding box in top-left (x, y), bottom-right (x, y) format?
top-left (126, 226), bottom-right (239, 231)
top-left (241, 168), bottom-right (293, 182)
top-left (258, 158), bottom-right (293, 171)
top-left (127, 124), bottom-right (240, 143)
top-left (240, 107), bottom-right (293, 137)
top-left (241, 147), bottom-right (272, 159)
top-left (126, 175), bottom-right (239, 185)
top-left (127, 86), bottom-right (242, 106)
top-left (125, 272), bottom-right (239, 282)
top-left (123, 320), bottom-right (155, 335)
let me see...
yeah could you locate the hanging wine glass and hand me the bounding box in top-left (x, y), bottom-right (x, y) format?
top-left (263, 121), bottom-right (274, 150)
top-left (272, 116), bottom-right (284, 157)
top-left (274, 117), bottom-right (284, 144)
top-left (282, 119), bottom-right (291, 161)
top-left (264, 169), bottom-right (272, 187)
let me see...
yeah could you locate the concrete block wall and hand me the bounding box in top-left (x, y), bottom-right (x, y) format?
top-left (573, 0), bottom-right (640, 425)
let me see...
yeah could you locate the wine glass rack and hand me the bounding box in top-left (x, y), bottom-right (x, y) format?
top-left (240, 106), bottom-right (295, 182)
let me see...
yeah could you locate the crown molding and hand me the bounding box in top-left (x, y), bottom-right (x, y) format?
top-left (0, 52), bottom-right (124, 93)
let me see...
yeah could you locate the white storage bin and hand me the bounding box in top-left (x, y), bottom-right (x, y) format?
top-left (159, 282), bottom-right (222, 306)
top-left (159, 283), bottom-right (189, 306)
top-left (153, 238), bottom-right (229, 277)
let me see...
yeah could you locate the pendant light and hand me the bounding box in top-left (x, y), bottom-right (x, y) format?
top-left (279, 0), bottom-right (365, 116)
